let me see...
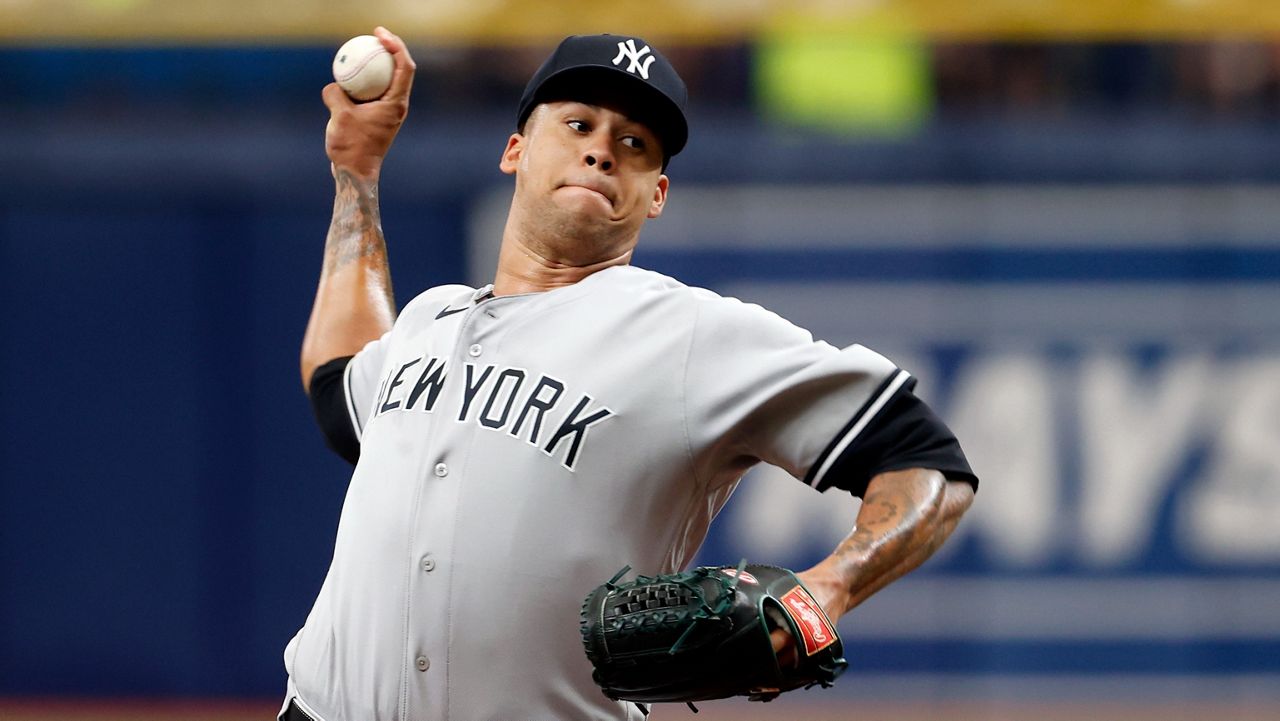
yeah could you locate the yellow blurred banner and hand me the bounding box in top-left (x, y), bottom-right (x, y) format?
top-left (2, 0), bottom-right (1279, 44)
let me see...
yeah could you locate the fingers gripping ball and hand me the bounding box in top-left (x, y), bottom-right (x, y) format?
top-left (580, 563), bottom-right (848, 705)
top-left (333, 35), bottom-right (394, 101)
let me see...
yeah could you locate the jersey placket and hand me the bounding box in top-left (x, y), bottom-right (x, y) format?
top-left (403, 289), bottom-right (506, 720)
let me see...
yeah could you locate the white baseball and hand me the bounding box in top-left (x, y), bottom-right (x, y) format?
top-left (333, 35), bottom-right (394, 101)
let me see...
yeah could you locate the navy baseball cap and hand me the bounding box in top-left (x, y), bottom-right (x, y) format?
top-left (516, 34), bottom-right (689, 164)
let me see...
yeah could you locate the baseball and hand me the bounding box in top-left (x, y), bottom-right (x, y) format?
top-left (333, 35), bottom-right (394, 101)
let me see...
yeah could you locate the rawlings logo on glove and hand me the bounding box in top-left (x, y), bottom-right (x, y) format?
top-left (780, 586), bottom-right (837, 654)
top-left (579, 562), bottom-right (848, 706)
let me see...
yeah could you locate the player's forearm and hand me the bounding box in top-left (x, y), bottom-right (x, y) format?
top-left (806, 468), bottom-right (973, 618)
top-left (834, 478), bottom-right (973, 609)
top-left (299, 169), bottom-right (397, 390)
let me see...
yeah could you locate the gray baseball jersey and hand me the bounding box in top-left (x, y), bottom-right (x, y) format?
top-left (285, 264), bottom-right (974, 720)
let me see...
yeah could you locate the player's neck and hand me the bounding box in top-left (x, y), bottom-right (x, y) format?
top-left (492, 233), bottom-right (633, 296)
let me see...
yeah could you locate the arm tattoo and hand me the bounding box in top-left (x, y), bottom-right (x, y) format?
top-left (825, 471), bottom-right (954, 611)
top-left (325, 170), bottom-right (394, 303)
top-left (834, 485), bottom-right (924, 564)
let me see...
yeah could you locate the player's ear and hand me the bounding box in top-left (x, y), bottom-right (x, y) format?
top-left (499, 133), bottom-right (524, 175)
top-left (647, 174), bottom-right (669, 219)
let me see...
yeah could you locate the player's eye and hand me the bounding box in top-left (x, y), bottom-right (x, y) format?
top-left (567, 120), bottom-right (589, 133)
top-left (620, 136), bottom-right (646, 150)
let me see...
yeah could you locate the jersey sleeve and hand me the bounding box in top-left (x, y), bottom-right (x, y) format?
top-left (307, 332), bottom-right (391, 465)
top-left (683, 293), bottom-right (976, 497)
top-left (804, 372), bottom-right (977, 495)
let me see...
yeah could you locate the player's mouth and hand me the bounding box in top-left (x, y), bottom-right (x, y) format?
top-left (558, 181), bottom-right (616, 207)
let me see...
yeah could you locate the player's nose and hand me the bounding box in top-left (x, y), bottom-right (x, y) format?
top-left (581, 134), bottom-right (615, 172)
top-left (583, 152), bottom-right (613, 171)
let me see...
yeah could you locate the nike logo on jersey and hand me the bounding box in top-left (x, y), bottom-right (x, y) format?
top-left (435, 305), bottom-right (467, 320)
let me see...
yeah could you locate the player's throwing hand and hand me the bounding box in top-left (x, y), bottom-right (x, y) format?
top-left (322, 26), bottom-right (417, 181)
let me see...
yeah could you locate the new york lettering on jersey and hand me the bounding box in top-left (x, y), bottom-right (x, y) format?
top-left (369, 354), bottom-right (614, 471)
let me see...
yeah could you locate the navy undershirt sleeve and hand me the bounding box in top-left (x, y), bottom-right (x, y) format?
top-left (816, 380), bottom-right (978, 497)
top-left (308, 356), bottom-right (360, 466)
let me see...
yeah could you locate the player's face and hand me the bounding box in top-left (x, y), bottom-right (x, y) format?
top-left (499, 101), bottom-right (669, 260)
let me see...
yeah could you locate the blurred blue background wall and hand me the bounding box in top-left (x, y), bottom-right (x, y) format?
top-left (1, 8), bottom-right (1279, 710)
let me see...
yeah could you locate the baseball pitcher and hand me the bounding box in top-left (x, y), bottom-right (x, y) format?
top-left (282, 27), bottom-right (978, 721)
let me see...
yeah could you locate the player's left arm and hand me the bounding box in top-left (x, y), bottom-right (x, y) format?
top-left (778, 365), bottom-right (978, 621)
top-left (683, 297), bottom-right (978, 627)
top-left (797, 468), bottom-right (974, 623)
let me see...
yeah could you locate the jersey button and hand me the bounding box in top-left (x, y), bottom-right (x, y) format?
top-left (420, 556), bottom-right (435, 572)
top-left (433, 463), bottom-right (448, 478)
top-left (468, 343), bottom-right (482, 357)
top-left (416, 655), bottom-right (430, 672)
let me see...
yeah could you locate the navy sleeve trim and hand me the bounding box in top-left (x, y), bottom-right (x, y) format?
top-left (308, 356), bottom-right (360, 466)
top-left (805, 373), bottom-right (978, 497)
top-left (341, 354), bottom-right (364, 437)
top-left (804, 369), bottom-right (912, 490)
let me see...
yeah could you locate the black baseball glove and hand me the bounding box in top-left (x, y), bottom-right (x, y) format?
top-left (579, 563), bottom-right (848, 705)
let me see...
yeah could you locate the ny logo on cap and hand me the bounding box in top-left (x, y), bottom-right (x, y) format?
top-left (612, 38), bottom-right (656, 80)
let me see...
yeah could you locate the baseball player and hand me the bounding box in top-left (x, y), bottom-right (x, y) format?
top-left (284, 26), bottom-right (977, 721)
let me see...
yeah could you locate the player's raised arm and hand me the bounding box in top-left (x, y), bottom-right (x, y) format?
top-left (299, 26), bottom-right (416, 391)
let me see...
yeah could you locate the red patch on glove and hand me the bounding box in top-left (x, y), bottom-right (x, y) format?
top-left (780, 586), bottom-right (837, 656)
